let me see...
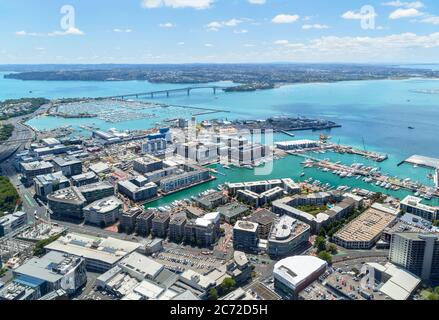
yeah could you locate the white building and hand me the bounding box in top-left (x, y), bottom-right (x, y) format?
top-left (273, 256), bottom-right (327, 299)
top-left (45, 233), bottom-right (141, 273)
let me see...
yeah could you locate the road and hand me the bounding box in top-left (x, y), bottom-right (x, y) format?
top-left (0, 104), bottom-right (51, 222)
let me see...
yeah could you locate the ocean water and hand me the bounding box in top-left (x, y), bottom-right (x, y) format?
top-left (1, 72), bottom-right (439, 205)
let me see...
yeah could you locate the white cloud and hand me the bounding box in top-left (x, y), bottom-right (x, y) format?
top-left (247, 0), bottom-right (266, 4)
top-left (420, 15), bottom-right (439, 25)
top-left (302, 24), bottom-right (329, 30)
top-left (382, 1), bottom-right (424, 9)
top-left (342, 10), bottom-right (377, 20)
top-left (389, 8), bottom-right (423, 19)
top-left (272, 14), bottom-right (300, 24)
top-left (177, 42), bottom-right (185, 45)
top-left (233, 29), bottom-right (248, 34)
top-left (159, 23), bottom-right (175, 28)
top-left (48, 27), bottom-right (85, 36)
top-left (113, 28), bottom-right (133, 33)
top-left (273, 40), bottom-right (289, 45)
top-left (16, 27), bottom-right (85, 37)
top-left (205, 19), bottom-right (243, 31)
top-left (273, 32), bottom-right (439, 55)
top-left (204, 43), bottom-right (213, 47)
top-left (141, 0), bottom-right (213, 10)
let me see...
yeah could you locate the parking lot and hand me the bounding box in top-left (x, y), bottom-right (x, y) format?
top-left (153, 246), bottom-right (226, 274)
top-left (324, 257), bottom-right (391, 301)
top-left (300, 281), bottom-right (342, 300)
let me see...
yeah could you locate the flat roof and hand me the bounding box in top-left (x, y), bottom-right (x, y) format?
top-left (367, 262), bottom-right (421, 300)
top-left (274, 256), bottom-right (327, 289)
top-left (334, 207), bottom-right (397, 243)
top-left (119, 252), bottom-right (164, 279)
top-left (404, 154), bottom-right (439, 169)
top-left (45, 232), bottom-right (140, 265)
top-left (234, 220), bottom-right (258, 232)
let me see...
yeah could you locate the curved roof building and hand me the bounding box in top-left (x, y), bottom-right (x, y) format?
top-left (273, 256), bottom-right (327, 298)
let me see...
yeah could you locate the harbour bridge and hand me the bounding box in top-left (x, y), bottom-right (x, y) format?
top-left (107, 85), bottom-right (230, 100)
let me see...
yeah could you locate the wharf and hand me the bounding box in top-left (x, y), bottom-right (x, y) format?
top-left (399, 155), bottom-right (439, 169)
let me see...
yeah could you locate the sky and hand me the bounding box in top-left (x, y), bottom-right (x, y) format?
top-left (0, 0), bottom-right (439, 64)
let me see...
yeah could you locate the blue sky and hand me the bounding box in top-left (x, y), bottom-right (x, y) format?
top-left (1, 0), bottom-right (438, 64)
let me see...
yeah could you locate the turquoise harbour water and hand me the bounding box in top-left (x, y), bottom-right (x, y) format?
top-left (1, 72), bottom-right (439, 206)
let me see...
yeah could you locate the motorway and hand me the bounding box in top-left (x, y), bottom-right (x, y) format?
top-left (0, 104), bottom-right (51, 221)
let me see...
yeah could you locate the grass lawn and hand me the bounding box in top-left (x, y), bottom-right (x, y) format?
top-left (296, 204), bottom-right (328, 216)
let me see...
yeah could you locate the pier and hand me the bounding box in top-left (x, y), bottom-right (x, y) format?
top-left (106, 86), bottom-right (230, 100)
top-left (399, 154), bottom-right (439, 169)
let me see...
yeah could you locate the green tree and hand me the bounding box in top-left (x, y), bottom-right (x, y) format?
top-left (318, 251), bottom-right (333, 264)
top-left (314, 236), bottom-right (327, 253)
top-left (327, 243), bottom-right (338, 255)
top-left (219, 277), bottom-right (236, 295)
top-left (208, 288), bottom-right (218, 300)
top-left (427, 293), bottom-right (439, 301)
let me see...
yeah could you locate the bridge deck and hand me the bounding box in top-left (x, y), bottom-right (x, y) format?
top-left (107, 85), bottom-right (229, 99)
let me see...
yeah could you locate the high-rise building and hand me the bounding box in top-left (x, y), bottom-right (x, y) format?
top-left (389, 232), bottom-right (439, 281)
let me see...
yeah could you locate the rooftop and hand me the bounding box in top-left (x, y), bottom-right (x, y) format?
top-left (45, 232), bottom-right (141, 265)
top-left (273, 256), bottom-right (327, 290)
top-left (47, 186), bottom-right (86, 204)
top-left (83, 196), bottom-right (122, 214)
top-left (334, 207), bottom-right (397, 243)
top-left (234, 220), bottom-right (258, 233)
top-left (14, 251), bottom-right (83, 284)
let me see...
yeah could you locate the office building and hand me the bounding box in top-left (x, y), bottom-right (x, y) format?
top-left (12, 251), bottom-right (87, 297)
top-left (71, 171), bottom-right (99, 187)
top-left (52, 157), bottom-right (82, 177)
top-left (47, 187), bottom-right (86, 221)
top-left (233, 221), bottom-right (259, 252)
top-left (400, 196), bottom-right (439, 222)
top-left (79, 181), bottom-right (115, 203)
top-left (0, 212), bottom-right (27, 237)
top-left (133, 156), bottom-right (163, 174)
top-left (273, 256), bottom-right (327, 299)
top-left (389, 232), bottom-right (439, 281)
top-left (365, 262), bottom-right (421, 300)
top-left (45, 233), bottom-right (141, 273)
top-left (34, 171), bottom-right (70, 201)
top-left (151, 212), bottom-right (171, 238)
top-left (268, 216), bottom-right (311, 257)
top-left (83, 196), bottom-right (122, 227)
top-left (21, 161), bottom-right (54, 186)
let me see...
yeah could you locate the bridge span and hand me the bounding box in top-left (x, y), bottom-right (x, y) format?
top-left (107, 85), bottom-right (229, 100)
